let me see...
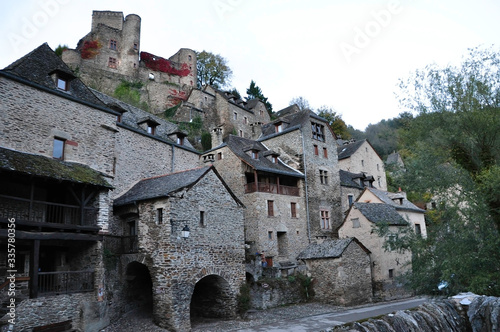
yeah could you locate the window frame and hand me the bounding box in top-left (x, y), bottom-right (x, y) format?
top-left (109, 39), bottom-right (117, 50)
top-left (267, 200), bottom-right (274, 217)
top-left (319, 169), bottom-right (328, 185)
top-left (311, 122), bottom-right (325, 142)
top-left (108, 57), bottom-right (117, 68)
top-left (53, 137), bottom-right (66, 160)
top-left (290, 202), bottom-right (297, 218)
top-left (320, 209), bottom-right (330, 229)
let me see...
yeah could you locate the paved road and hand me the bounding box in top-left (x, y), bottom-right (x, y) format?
top-left (235, 297), bottom-right (428, 332)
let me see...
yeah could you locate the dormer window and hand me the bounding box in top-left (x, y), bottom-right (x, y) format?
top-left (272, 155), bottom-right (278, 163)
top-left (138, 118), bottom-right (159, 135)
top-left (275, 122), bottom-right (283, 133)
top-left (51, 70), bottom-right (74, 92)
top-left (251, 150), bottom-right (259, 159)
top-left (147, 123), bottom-right (156, 135)
top-left (57, 78), bottom-right (68, 91)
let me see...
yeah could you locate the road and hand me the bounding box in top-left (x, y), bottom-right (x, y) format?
top-left (235, 297), bottom-right (428, 332)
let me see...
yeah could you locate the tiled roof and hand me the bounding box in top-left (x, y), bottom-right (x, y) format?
top-left (353, 202), bottom-right (408, 225)
top-left (226, 135), bottom-right (304, 178)
top-left (2, 43), bottom-right (104, 106)
top-left (0, 147), bottom-right (112, 188)
top-left (297, 238), bottom-right (365, 260)
top-left (114, 167), bottom-right (212, 206)
top-left (366, 188), bottom-right (425, 213)
top-left (339, 170), bottom-right (365, 189)
top-left (337, 139), bottom-right (366, 160)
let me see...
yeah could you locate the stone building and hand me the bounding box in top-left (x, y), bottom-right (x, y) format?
top-left (112, 166), bottom-right (245, 331)
top-left (338, 139), bottom-right (387, 191)
top-left (259, 106), bottom-right (343, 238)
top-left (201, 135), bottom-right (307, 271)
top-left (339, 169), bottom-right (376, 215)
top-left (297, 238), bottom-right (372, 306)
top-left (63, 10), bottom-right (197, 113)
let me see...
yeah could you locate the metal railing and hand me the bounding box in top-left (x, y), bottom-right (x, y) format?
top-left (0, 195), bottom-right (98, 226)
top-left (38, 270), bottom-right (94, 295)
top-left (244, 182), bottom-right (300, 196)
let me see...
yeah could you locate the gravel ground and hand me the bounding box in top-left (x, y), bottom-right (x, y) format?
top-left (101, 302), bottom-right (344, 332)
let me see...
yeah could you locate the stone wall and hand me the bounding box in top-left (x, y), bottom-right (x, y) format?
top-left (303, 241), bottom-right (372, 306)
top-left (250, 278), bottom-right (304, 310)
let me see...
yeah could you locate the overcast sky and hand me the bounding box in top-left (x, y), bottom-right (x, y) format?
top-left (1, 0), bottom-right (499, 130)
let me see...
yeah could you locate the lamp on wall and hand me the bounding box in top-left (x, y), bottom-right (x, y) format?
top-left (181, 225), bottom-right (190, 239)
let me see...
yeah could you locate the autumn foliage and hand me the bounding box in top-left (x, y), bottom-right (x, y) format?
top-left (80, 40), bottom-right (101, 59)
top-left (140, 52), bottom-right (190, 77)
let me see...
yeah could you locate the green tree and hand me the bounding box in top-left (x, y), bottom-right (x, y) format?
top-left (246, 80), bottom-right (273, 115)
top-left (316, 106), bottom-right (351, 140)
top-left (55, 44), bottom-right (68, 57)
top-left (196, 50), bottom-right (232, 89)
top-left (385, 46), bottom-right (500, 296)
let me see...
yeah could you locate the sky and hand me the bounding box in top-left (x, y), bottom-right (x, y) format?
top-left (1, 0), bottom-right (499, 130)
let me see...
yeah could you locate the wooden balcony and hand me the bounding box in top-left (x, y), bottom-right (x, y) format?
top-left (0, 194), bottom-right (98, 227)
top-left (38, 270), bottom-right (94, 295)
top-left (244, 182), bottom-right (300, 196)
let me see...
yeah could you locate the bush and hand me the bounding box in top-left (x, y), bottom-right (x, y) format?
top-left (237, 283), bottom-right (251, 315)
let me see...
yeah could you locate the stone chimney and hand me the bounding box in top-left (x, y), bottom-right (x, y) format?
top-left (211, 127), bottom-right (223, 148)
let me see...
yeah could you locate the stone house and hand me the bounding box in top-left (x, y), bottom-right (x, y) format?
top-left (63, 10), bottom-right (197, 112)
top-left (259, 107), bottom-right (343, 238)
top-left (338, 202), bottom-right (412, 300)
top-left (201, 135), bottom-right (307, 271)
top-left (338, 139), bottom-right (387, 191)
top-left (339, 169), bottom-right (376, 215)
top-left (297, 238), bottom-right (372, 306)
top-left (112, 166), bottom-right (245, 331)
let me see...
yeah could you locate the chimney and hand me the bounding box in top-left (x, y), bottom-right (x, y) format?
top-left (211, 127), bottom-right (223, 148)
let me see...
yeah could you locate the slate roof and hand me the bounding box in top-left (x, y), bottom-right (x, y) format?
top-left (366, 188), bottom-right (425, 213)
top-left (225, 135), bottom-right (304, 178)
top-left (114, 167), bottom-right (211, 206)
top-left (353, 202), bottom-right (408, 225)
top-left (0, 147), bottom-right (112, 188)
top-left (297, 238), bottom-right (369, 260)
top-left (337, 139), bottom-right (366, 160)
top-left (339, 170), bottom-right (367, 189)
top-left (260, 109), bottom-right (327, 139)
top-left (2, 43), bottom-right (104, 106)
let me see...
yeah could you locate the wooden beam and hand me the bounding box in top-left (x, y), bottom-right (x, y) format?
top-left (31, 239), bottom-right (39, 298)
top-left (0, 229), bottom-right (102, 241)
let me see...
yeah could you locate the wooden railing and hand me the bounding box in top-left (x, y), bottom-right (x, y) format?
top-left (0, 195), bottom-right (98, 226)
top-left (38, 270), bottom-right (94, 295)
top-left (244, 182), bottom-right (300, 196)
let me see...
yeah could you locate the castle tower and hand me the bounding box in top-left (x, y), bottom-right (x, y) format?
top-left (92, 10), bottom-right (124, 31)
top-left (169, 48), bottom-right (197, 87)
top-left (121, 14), bottom-right (141, 76)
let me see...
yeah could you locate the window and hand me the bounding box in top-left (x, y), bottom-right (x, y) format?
top-left (319, 170), bottom-right (328, 185)
top-left (320, 209), bottom-right (330, 229)
top-left (275, 122), bottom-right (283, 133)
top-left (109, 39), bottom-right (117, 50)
top-left (351, 218), bottom-right (360, 228)
top-left (389, 269), bottom-right (394, 278)
top-left (147, 123), bottom-right (156, 135)
top-left (156, 208), bottom-right (163, 225)
top-left (267, 200), bottom-right (274, 217)
top-left (244, 117), bottom-right (248, 124)
top-left (348, 194), bottom-right (354, 206)
top-left (272, 156), bottom-right (278, 164)
top-left (116, 114), bottom-right (122, 123)
top-left (53, 138), bottom-right (65, 160)
top-left (290, 202), bottom-right (297, 218)
top-left (323, 147), bottom-right (328, 158)
top-left (177, 136), bottom-right (184, 145)
top-left (239, 130), bottom-right (243, 137)
top-left (415, 224), bottom-right (421, 236)
top-left (268, 231), bottom-right (273, 240)
top-left (233, 112), bottom-right (238, 120)
top-left (314, 145), bottom-right (319, 156)
top-left (108, 57), bottom-right (117, 68)
top-left (217, 152), bottom-right (222, 160)
top-left (133, 43), bottom-right (138, 50)
top-left (251, 150), bottom-right (259, 159)
top-left (200, 211), bottom-right (205, 227)
top-left (361, 159), bottom-right (365, 167)
top-left (311, 122), bottom-right (325, 142)
top-left (56, 78), bottom-right (68, 91)
top-left (260, 110), bottom-right (264, 116)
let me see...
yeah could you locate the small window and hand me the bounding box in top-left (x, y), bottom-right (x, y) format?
top-left (251, 150), bottom-right (258, 159)
top-left (234, 112), bottom-right (238, 120)
top-left (53, 137), bottom-right (65, 160)
top-left (311, 122), bottom-right (325, 142)
top-left (147, 123), bottom-right (156, 135)
top-left (319, 170), bottom-right (328, 185)
top-left (117, 114), bottom-right (122, 123)
top-left (348, 195), bottom-right (354, 206)
top-left (156, 208), bottom-right (163, 225)
top-left (217, 152), bottom-right (222, 160)
top-left (244, 117), bottom-right (248, 124)
top-left (290, 202), bottom-right (297, 218)
top-left (272, 156), bottom-right (278, 164)
top-left (239, 130), bottom-right (243, 137)
top-left (320, 209), bottom-right (330, 229)
top-left (108, 57), bottom-right (117, 68)
top-left (415, 224), bottom-right (421, 236)
top-left (133, 43), bottom-right (138, 50)
top-left (275, 122), bottom-right (283, 133)
top-left (177, 136), bottom-right (184, 145)
top-left (267, 200), bottom-right (274, 217)
top-left (268, 231), bottom-right (273, 240)
top-left (323, 147), bottom-right (328, 158)
top-left (56, 78), bottom-right (68, 91)
top-left (351, 218), bottom-right (360, 228)
top-left (361, 159), bottom-right (365, 167)
top-left (314, 145), bottom-right (319, 156)
top-left (200, 211), bottom-right (205, 227)
top-left (389, 269), bottom-right (394, 278)
top-left (188, 54), bottom-right (192, 61)
top-left (260, 110), bottom-right (263, 116)
top-left (109, 39), bottom-right (117, 50)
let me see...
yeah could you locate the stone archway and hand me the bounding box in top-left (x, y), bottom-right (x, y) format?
top-left (190, 274), bottom-right (234, 322)
top-left (124, 261), bottom-right (153, 313)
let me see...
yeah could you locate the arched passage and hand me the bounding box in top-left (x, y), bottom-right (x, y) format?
top-left (190, 274), bottom-right (234, 321)
top-left (124, 261), bottom-right (153, 312)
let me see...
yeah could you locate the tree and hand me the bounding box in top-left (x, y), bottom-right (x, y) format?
top-left (316, 106), bottom-right (351, 139)
top-left (289, 96), bottom-right (311, 111)
top-left (385, 46), bottom-right (500, 296)
top-left (196, 50), bottom-right (232, 89)
top-left (55, 44), bottom-right (68, 57)
top-left (246, 80), bottom-right (273, 115)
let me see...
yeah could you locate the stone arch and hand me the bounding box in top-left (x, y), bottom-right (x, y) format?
top-left (190, 274), bottom-right (235, 322)
top-left (123, 261), bottom-right (153, 313)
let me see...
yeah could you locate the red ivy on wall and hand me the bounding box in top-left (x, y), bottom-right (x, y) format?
top-left (140, 52), bottom-right (190, 77)
top-left (168, 89), bottom-right (188, 105)
top-left (81, 40), bottom-right (102, 59)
